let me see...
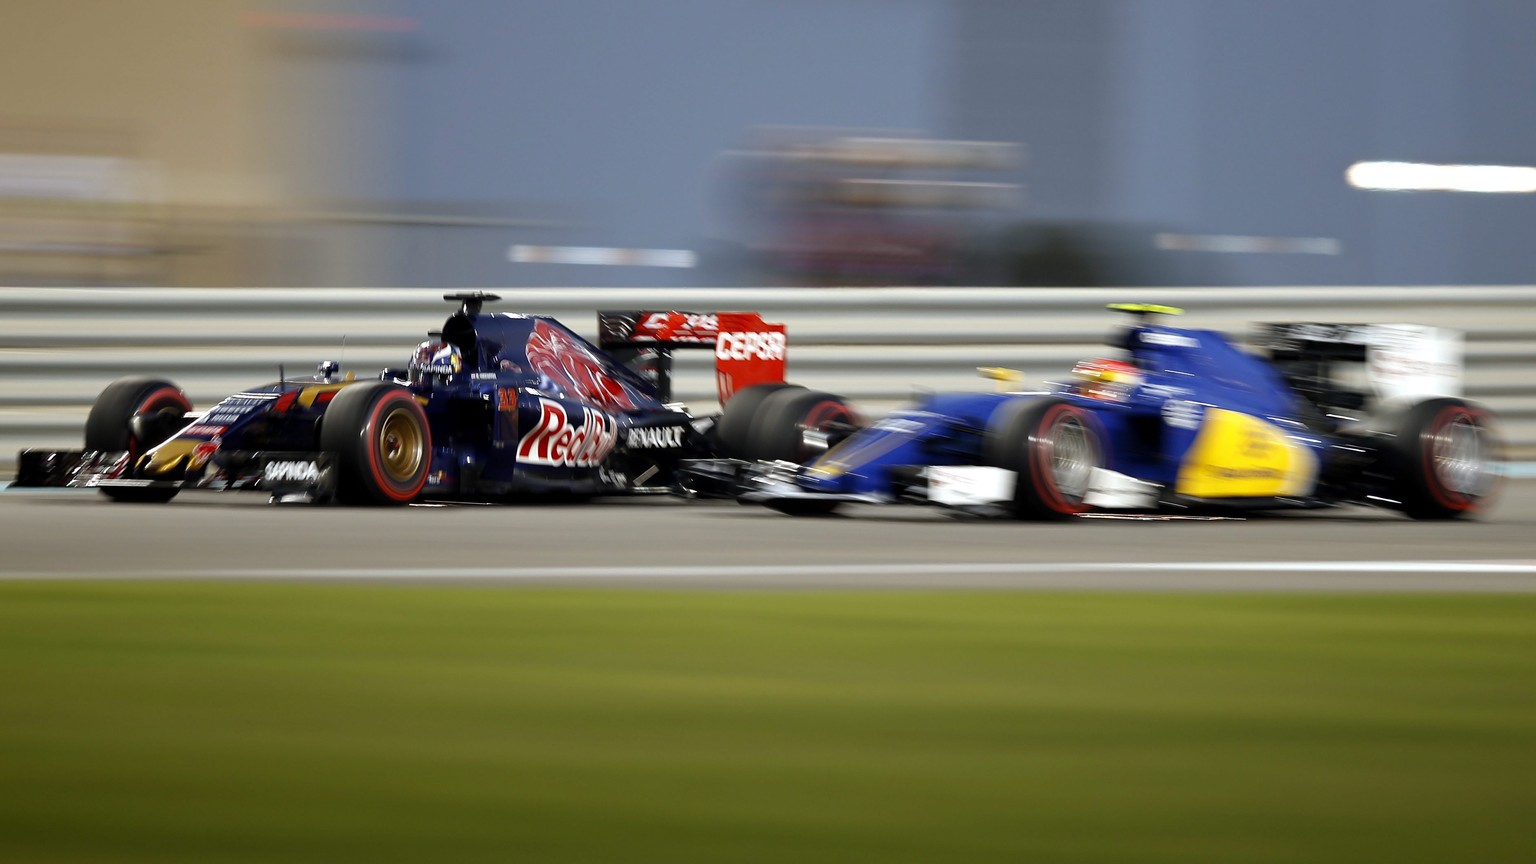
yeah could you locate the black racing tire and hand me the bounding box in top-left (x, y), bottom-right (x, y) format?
top-left (1389, 397), bottom-right (1503, 520)
top-left (320, 383), bottom-right (432, 505)
top-left (715, 383), bottom-right (801, 460)
top-left (84, 377), bottom-right (192, 503)
top-left (746, 388), bottom-right (862, 465)
top-left (984, 398), bottom-right (1105, 520)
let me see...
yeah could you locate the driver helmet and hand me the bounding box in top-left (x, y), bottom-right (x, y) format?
top-left (409, 339), bottom-right (462, 384)
top-left (1071, 357), bottom-right (1142, 402)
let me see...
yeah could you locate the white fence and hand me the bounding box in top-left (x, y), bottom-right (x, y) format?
top-left (4, 285), bottom-right (1534, 471)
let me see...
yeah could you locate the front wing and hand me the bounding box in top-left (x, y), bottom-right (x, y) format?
top-left (14, 448), bottom-right (337, 501)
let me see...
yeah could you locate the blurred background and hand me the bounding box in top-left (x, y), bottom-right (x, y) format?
top-left (5, 0), bottom-right (1536, 290)
top-left (6, 7), bottom-right (1536, 862)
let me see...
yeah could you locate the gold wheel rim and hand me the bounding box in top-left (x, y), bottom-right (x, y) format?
top-left (378, 407), bottom-right (423, 483)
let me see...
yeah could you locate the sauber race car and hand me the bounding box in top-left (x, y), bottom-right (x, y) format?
top-left (739, 304), bottom-right (1504, 520)
top-left (13, 292), bottom-right (858, 505)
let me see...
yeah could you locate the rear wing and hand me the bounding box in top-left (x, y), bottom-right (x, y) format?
top-left (1258, 323), bottom-right (1463, 408)
top-left (598, 311), bottom-right (787, 404)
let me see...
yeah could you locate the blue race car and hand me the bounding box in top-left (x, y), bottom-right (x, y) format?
top-left (737, 304), bottom-right (1504, 520)
top-left (14, 293), bottom-right (858, 505)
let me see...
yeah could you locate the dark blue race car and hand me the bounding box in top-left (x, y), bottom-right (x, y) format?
top-left (15, 293), bottom-right (859, 505)
top-left (738, 304), bottom-right (1504, 520)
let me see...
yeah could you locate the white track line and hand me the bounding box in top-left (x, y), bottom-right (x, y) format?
top-left (230, 561), bottom-right (1536, 579)
top-left (4, 560), bottom-right (1536, 592)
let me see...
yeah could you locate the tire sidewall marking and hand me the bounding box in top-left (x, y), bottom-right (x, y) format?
top-left (364, 391), bottom-right (428, 502)
top-left (1029, 403), bottom-right (1092, 515)
top-left (1422, 405), bottom-right (1483, 511)
top-left (131, 386), bottom-right (192, 461)
top-left (797, 399), bottom-right (855, 461)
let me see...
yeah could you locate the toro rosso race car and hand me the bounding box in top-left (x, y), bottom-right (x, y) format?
top-left (739, 304), bottom-right (1504, 520)
top-left (13, 292), bottom-right (859, 505)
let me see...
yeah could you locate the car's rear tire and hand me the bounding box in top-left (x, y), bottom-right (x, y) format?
top-left (84, 377), bottom-right (192, 503)
top-left (1389, 397), bottom-right (1503, 520)
top-left (321, 383), bottom-right (431, 505)
top-left (715, 383), bottom-right (800, 459)
top-left (984, 398), bottom-right (1104, 520)
top-left (746, 387), bottom-right (861, 464)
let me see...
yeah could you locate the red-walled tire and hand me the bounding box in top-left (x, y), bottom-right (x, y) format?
top-left (321, 383), bottom-right (431, 505)
top-left (1390, 397), bottom-right (1503, 520)
top-left (84, 377), bottom-right (192, 503)
top-left (746, 388), bottom-right (862, 465)
top-left (985, 398), bottom-right (1105, 520)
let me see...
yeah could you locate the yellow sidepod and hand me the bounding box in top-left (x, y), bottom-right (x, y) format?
top-left (1174, 407), bottom-right (1317, 499)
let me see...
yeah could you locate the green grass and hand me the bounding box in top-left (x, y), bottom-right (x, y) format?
top-left (2, 585), bottom-right (1535, 863)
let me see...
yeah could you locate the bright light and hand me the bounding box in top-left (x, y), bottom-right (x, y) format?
top-left (1154, 234), bottom-right (1341, 255)
top-left (1346, 161), bottom-right (1536, 193)
top-left (509, 245), bottom-right (696, 268)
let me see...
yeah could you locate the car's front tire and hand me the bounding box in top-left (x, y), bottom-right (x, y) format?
top-left (984, 398), bottom-right (1105, 520)
top-left (320, 383), bottom-right (431, 505)
top-left (84, 377), bottom-right (192, 503)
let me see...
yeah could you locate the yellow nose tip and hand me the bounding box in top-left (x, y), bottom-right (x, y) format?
top-left (139, 441), bottom-right (197, 476)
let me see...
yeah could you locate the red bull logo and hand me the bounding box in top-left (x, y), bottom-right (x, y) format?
top-left (527, 319), bottom-right (638, 411)
top-left (516, 398), bottom-right (617, 467)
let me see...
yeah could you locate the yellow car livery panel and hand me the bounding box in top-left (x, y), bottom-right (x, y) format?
top-left (1174, 407), bottom-right (1318, 499)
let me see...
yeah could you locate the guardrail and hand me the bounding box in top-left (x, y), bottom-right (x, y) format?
top-left (4, 285), bottom-right (1534, 472)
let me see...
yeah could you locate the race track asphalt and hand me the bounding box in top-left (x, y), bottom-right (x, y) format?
top-left (3, 480), bottom-right (1533, 591)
